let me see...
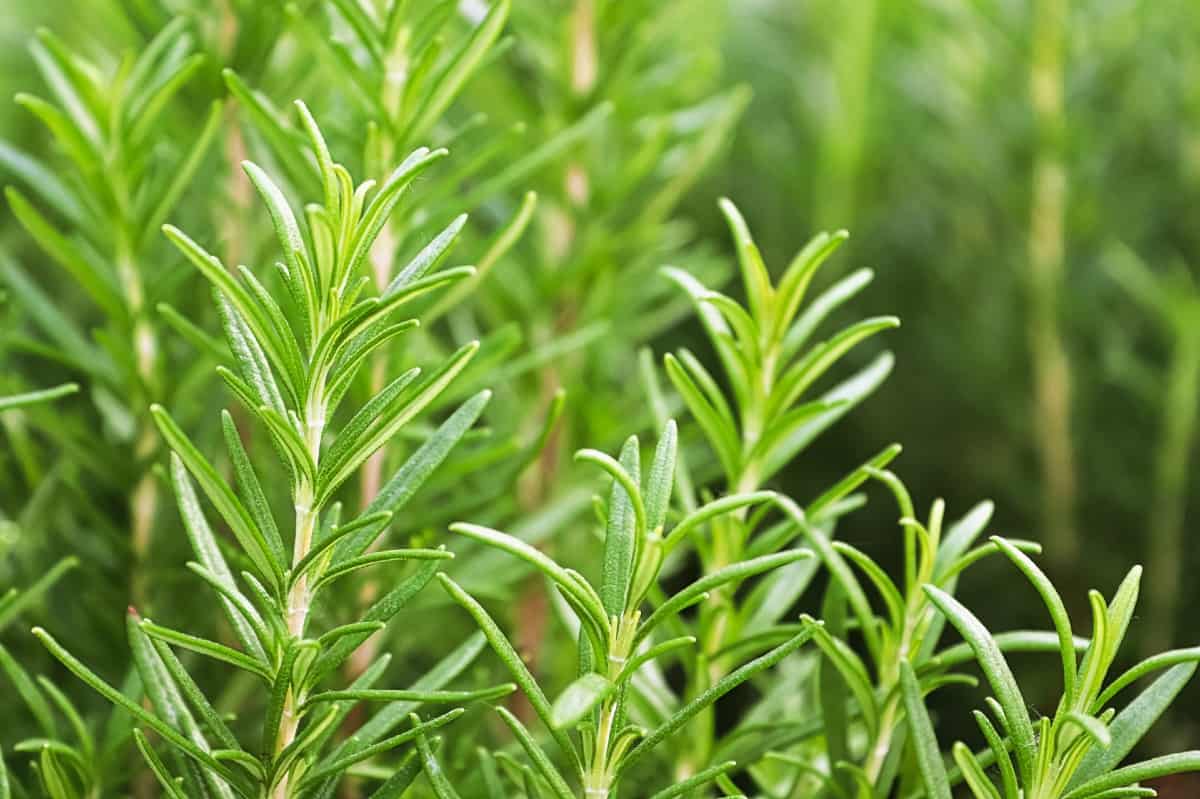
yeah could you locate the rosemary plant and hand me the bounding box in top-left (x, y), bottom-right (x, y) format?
top-left (441, 420), bottom-right (809, 798)
top-left (659, 198), bottom-right (895, 774)
top-left (3, 4), bottom-right (1200, 798)
top-left (910, 549), bottom-right (1200, 799)
top-left (31, 104), bottom-right (514, 798)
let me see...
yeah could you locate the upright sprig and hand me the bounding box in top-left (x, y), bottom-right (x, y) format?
top-left (660, 199), bottom-right (897, 772)
top-left (440, 421), bottom-right (811, 798)
top-left (1, 19), bottom-right (222, 598)
top-left (33, 101), bottom-right (513, 798)
top-left (744, 476), bottom-right (1048, 798)
top-left (909, 551), bottom-right (1200, 798)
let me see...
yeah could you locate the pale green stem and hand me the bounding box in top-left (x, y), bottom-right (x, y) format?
top-left (273, 381), bottom-right (328, 798)
top-left (1028, 0), bottom-right (1077, 570)
top-left (1143, 329), bottom-right (1200, 656)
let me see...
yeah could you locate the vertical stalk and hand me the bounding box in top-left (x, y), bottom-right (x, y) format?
top-left (815, 0), bottom-right (879, 231)
top-left (1142, 328), bottom-right (1200, 656)
top-left (117, 238), bottom-right (161, 608)
top-left (274, 378), bottom-right (328, 798)
top-left (1028, 0), bottom-right (1077, 571)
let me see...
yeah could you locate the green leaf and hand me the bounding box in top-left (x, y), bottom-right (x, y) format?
top-left (139, 619), bottom-right (270, 680)
top-left (406, 0), bottom-right (511, 142)
top-left (901, 661), bottom-right (952, 799)
top-left (991, 536), bottom-right (1077, 704)
top-left (413, 720), bottom-right (464, 799)
top-left (298, 710), bottom-right (464, 789)
top-left (620, 625), bottom-right (815, 772)
top-left (448, 522), bottom-right (609, 644)
top-left (776, 232), bottom-right (854, 349)
top-left (495, 707), bottom-right (573, 799)
top-left (952, 742), bottom-right (1000, 799)
top-left (774, 496), bottom-right (879, 656)
top-left (0, 137), bottom-right (84, 221)
top-left (323, 633), bottom-right (488, 770)
top-left (0, 643), bottom-right (56, 736)
top-left (140, 100), bottom-right (223, 247)
top-left (437, 575), bottom-right (580, 770)
top-left (306, 684), bottom-right (514, 709)
top-left (770, 316), bottom-right (900, 416)
top-left (924, 585), bottom-right (1037, 784)
top-left (644, 420), bottom-right (678, 535)
top-left (550, 673), bottom-right (614, 729)
top-left (647, 761), bottom-right (738, 799)
top-left (1094, 646), bottom-right (1200, 708)
top-left (163, 224), bottom-right (303, 401)
top-left (155, 411), bottom-right (283, 590)
top-left (638, 549), bottom-right (810, 642)
top-left (133, 730), bottom-right (188, 799)
top-left (663, 351), bottom-right (740, 480)
top-left (311, 548), bottom-right (453, 593)
top-left (1063, 752), bottom-right (1200, 799)
top-left (383, 214), bottom-right (468, 296)
top-left (32, 628), bottom-right (242, 788)
top-left (168, 456), bottom-right (268, 661)
top-left (6, 186), bottom-right (122, 318)
top-left (315, 341), bottom-right (479, 506)
top-left (1072, 663), bottom-right (1197, 788)
top-left (802, 615), bottom-right (878, 737)
top-left (660, 491), bottom-right (777, 553)
top-left (221, 411), bottom-right (286, 568)
top-left (0, 555), bottom-right (76, 633)
top-left (313, 557), bottom-right (445, 678)
top-left (717, 198), bottom-right (773, 325)
top-left (598, 436), bottom-right (641, 618)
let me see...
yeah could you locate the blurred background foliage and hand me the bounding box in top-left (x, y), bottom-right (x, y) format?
top-left (2, 0), bottom-right (1199, 790)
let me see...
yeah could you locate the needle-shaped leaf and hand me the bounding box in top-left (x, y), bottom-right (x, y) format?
top-left (647, 761), bottom-right (738, 799)
top-left (621, 625), bottom-right (815, 772)
top-left (775, 231), bottom-right (852, 347)
top-left (1062, 752), bottom-right (1200, 799)
top-left (413, 720), bottom-right (464, 799)
top-left (33, 629), bottom-right (241, 787)
top-left (661, 491), bottom-right (777, 553)
top-left (550, 673), bottom-right (614, 730)
top-left (495, 707), bottom-right (574, 799)
top-left (953, 742), bottom-right (1000, 799)
top-left (991, 536), bottom-right (1077, 704)
top-left (133, 730), bottom-right (188, 799)
top-left (311, 548), bottom-right (453, 592)
top-left (974, 709), bottom-right (1018, 799)
top-left (383, 214), bottom-right (468, 296)
top-left (437, 575), bottom-right (579, 770)
top-left (802, 615), bottom-right (878, 737)
top-left (139, 619), bottom-right (270, 681)
top-left (1072, 663), bottom-right (1197, 789)
top-left (924, 585), bottom-right (1037, 784)
top-left (168, 456), bottom-right (267, 661)
top-left (221, 411), bottom-right (286, 569)
top-left (901, 661), bottom-right (952, 799)
top-left (315, 341), bottom-right (479, 506)
top-left (717, 198), bottom-right (773, 325)
top-left (313, 557), bottom-right (445, 678)
top-left (449, 522), bottom-right (609, 640)
top-left (775, 496), bottom-right (879, 656)
top-left (598, 436), bottom-right (641, 618)
top-left (6, 187), bottom-right (122, 318)
top-left (0, 643), bottom-right (56, 736)
top-left (663, 352), bottom-right (741, 480)
top-left (155, 410), bottom-right (283, 589)
top-left (406, 0), bottom-right (511, 143)
top-left (637, 550), bottom-right (811, 643)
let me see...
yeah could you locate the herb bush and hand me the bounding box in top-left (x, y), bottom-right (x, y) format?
top-left (0, 2), bottom-right (1197, 798)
